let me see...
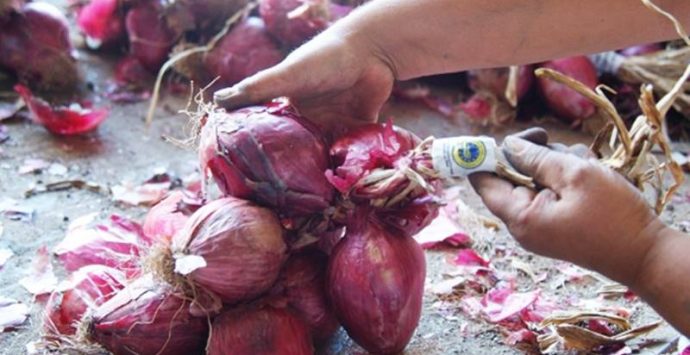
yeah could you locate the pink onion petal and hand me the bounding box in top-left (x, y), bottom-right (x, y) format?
top-left (454, 249), bottom-right (489, 267)
top-left (15, 85), bottom-right (109, 135)
top-left (18, 158), bottom-right (50, 175)
top-left (416, 211), bottom-right (471, 249)
top-left (19, 246), bottom-right (58, 295)
top-left (681, 346), bottom-right (690, 355)
top-left (482, 289), bottom-right (540, 323)
top-left (111, 181), bottom-right (170, 207)
top-left (0, 296), bottom-right (29, 332)
top-left (504, 328), bottom-right (537, 345)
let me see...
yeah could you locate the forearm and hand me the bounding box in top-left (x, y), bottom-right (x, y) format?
top-left (330, 0), bottom-right (690, 80)
top-left (631, 226), bottom-right (690, 336)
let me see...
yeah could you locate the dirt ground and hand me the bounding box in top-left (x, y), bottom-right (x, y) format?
top-left (2, 38), bottom-right (690, 355)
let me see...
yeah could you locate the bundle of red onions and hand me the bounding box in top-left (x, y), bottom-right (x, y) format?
top-left (84, 274), bottom-right (208, 355)
top-left (273, 250), bottom-right (339, 344)
top-left (199, 102), bottom-right (333, 216)
top-left (44, 265), bottom-right (126, 335)
top-left (207, 306), bottom-right (313, 355)
top-left (328, 213), bottom-right (426, 354)
top-left (0, 2), bottom-right (79, 93)
top-left (537, 56), bottom-right (599, 123)
top-left (156, 197), bottom-right (287, 304)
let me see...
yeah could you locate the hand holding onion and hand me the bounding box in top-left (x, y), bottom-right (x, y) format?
top-left (213, 29), bottom-right (395, 132)
top-left (469, 134), bottom-right (661, 287)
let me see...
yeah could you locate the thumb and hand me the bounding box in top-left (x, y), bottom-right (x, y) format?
top-left (502, 136), bottom-right (577, 191)
top-left (214, 64), bottom-right (295, 110)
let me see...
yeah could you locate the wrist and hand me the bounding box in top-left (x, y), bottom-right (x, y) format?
top-left (629, 220), bottom-right (674, 293)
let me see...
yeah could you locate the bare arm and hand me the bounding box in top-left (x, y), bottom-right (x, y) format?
top-left (215, 0), bottom-right (690, 128)
top-left (342, 0), bottom-right (690, 79)
top-left (633, 227), bottom-right (690, 334)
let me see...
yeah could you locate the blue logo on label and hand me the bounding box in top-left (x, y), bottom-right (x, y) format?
top-left (452, 141), bottom-right (486, 169)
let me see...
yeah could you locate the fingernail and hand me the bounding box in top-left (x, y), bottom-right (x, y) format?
top-left (503, 136), bottom-right (527, 155)
top-left (213, 87), bottom-right (237, 102)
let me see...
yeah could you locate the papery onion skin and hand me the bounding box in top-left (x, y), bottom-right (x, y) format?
top-left (54, 215), bottom-right (147, 278)
top-left (376, 196), bottom-right (440, 237)
top-left (326, 122), bottom-right (419, 194)
top-left (199, 103), bottom-right (333, 216)
top-left (207, 306), bottom-right (313, 355)
top-left (203, 17), bottom-right (284, 87)
top-left (172, 197), bottom-right (287, 304)
top-left (537, 56), bottom-right (598, 123)
top-left (327, 216), bottom-right (426, 354)
top-left (278, 250), bottom-right (339, 344)
top-left (44, 265), bottom-right (126, 335)
top-left (89, 274), bottom-right (208, 355)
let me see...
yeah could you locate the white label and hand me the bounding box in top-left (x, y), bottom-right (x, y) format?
top-left (431, 136), bottom-right (498, 178)
top-left (174, 254), bottom-right (207, 275)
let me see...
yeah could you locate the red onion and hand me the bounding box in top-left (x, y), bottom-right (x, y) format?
top-left (0, 2), bottom-right (79, 92)
top-left (180, 0), bottom-right (249, 33)
top-left (467, 65), bottom-right (534, 102)
top-left (259, 0), bottom-right (331, 47)
top-left (143, 191), bottom-right (194, 244)
top-left (207, 306), bottom-right (313, 355)
top-left (619, 43), bottom-right (663, 57)
top-left (54, 214), bottom-right (149, 278)
top-left (76, 0), bottom-right (125, 49)
top-left (327, 215), bottom-right (426, 354)
top-left (14, 85), bottom-right (108, 135)
top-left (87, 274), bottom-right (208, 355)
top-left (168, 197), bottom-right (287, 304)
top-left (276, 251), bottom-right (339, 344)
top-left (44, 265), bottom-right (125, 335)
top-left (203, 17), bottom-right (284, 87)
top-left (537, 56), bottom-right (598, 123)
top-left (325, 122), bottom-right (419, 195)
top-left (125, 1), bottom-right (180, 72)
top-left (199, 102), bottom-right (333, 216)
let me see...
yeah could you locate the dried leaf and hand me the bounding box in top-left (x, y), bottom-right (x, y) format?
top-left (19, 246), bottom-right (57, 295)
top-left (0, 296), bottom-right (29, 332)
top-left (25, 179), bottom-right (107, 198)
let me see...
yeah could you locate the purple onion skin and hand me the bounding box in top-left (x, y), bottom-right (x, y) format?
top-left (173, 197), bottom-right (287, 304)
top-left (208, 307), bottom-right (314, 355)
top-left (327, 217), bottom-right (426, 354)
top-left (90, 275), bottom-right (208, 355)
top-left (200, 103), bottom-right (334, 217)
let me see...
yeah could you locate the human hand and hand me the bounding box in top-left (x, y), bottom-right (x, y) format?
top-left (213, 30), bottom-right (396, 133)
top-left (469, 132), bottom-right (665, 285)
